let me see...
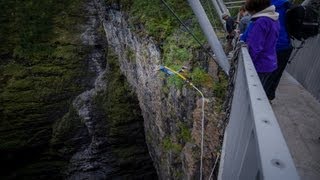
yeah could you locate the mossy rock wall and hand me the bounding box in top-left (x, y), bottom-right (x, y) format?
top-left (0, 0), bottom-right (157, 178)
top-left (0, 0), bottom-right (95, 178)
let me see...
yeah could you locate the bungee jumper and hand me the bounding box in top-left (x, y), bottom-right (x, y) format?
top-left (159, 65), bottom-right (191, 84)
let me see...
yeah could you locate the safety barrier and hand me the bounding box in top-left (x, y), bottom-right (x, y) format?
top-left (218, 46), bottom-right (299, 180)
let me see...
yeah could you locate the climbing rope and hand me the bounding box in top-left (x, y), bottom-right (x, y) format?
top-left (159, 1), bottom-right (223, 178)
top-left (159, 66), bottom-right (205, 180)
top-left (191, 84), bottom-right (205, 180)
top-left (208, 152), bottom-right (220, 180)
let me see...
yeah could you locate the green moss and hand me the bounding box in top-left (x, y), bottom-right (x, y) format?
top-left (177, 122), bottom-right (191, 142)
top-left (90, 49), bottom-right (156, 173)
top-left (213, 74), bottom-right (228, 112)
top-left (1, 63), bottom-right (28, 79)
top-left (167, 74), bottom-right (185, 90)
top-left (190, 67), bottom-right (214, 88)
top-left (162, 137), bottom-right (182, 153)
top-left (126, 48), bottom-right (136, 62)
top-left (0, 0), bottom-right (88, 125)
top-left (0, 0), bottom-right (94, 177)
top-left (163, 31), bottom-right (201, 66)
top-left (119, 0), bottom-right (193, 40)
top-left (174, 171), bottom-right (183, 179)
top-left (118, 0), bottom-right (207, 68)
top-left (93, 47), bottom-right (145, 136)
top-left (51, 107), bottom-right (83, 145)
top-left (163, 43), bottom-right (192, 66)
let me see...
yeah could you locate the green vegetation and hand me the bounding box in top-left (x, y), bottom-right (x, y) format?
top-left (161, 122), bottom-right (191, 155)
top-left (166, 65), bottom-right (185, 89)
top-left (213, 74), bottom-right (228, 99)
top-left (95, 50), bottom-right (143, 136)
top-left (190, 67), bottom-right (214, 88)
top-left (177, 122), bottom-right (192, 142)
top-left (119, 0), bottom-right (194, 41)
top-left (0, 0), bottom-right (94, 177)
top-left (162, 137), bottom-right (182, 153)
top-left (51, 107), bottom-right (83, 148)
top-left (0, 0), bottom-right (228, 177)
top-left (109, 0), bottom-right (201, 62)
top-left (116, 3), bottom-right (227, 168)
top-left (111, 0), bottom-right (223, 91)
top-left (93, 49), bottom-right (153, 168)
top-left (126, 48), bottom-right (136, 62)
top-left (0, 0), bottom-right (88, 150)
top-left (166, 66), bottom-right (215, 90)
top-left (213, 74), bottom-right (228, 112)
top-left (163, 32), bottom-right (195, 66)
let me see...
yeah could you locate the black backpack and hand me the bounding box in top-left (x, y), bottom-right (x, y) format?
top-left (286, 5), bottom-right (319, 41)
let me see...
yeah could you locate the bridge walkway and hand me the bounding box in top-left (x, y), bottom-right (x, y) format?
top-left (272, 71), bottom-right (320, 180)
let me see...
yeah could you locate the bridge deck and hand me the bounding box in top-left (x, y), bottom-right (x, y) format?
top-left (272, 71), bottom-right (320, 180)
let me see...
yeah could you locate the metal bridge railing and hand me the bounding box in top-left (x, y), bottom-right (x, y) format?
top-left (218, 46), bottom-right (300, 180)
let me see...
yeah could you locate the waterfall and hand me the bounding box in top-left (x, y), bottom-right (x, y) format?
top-left (66, 1), bottom-right (110, 178)
top-left (65, 1), bottom-right (157, 179)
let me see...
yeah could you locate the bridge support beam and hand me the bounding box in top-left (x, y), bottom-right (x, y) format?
top-left (211, 0), bottom-right (230, 30)
top-left (187, 0), bottom-right (230, 75)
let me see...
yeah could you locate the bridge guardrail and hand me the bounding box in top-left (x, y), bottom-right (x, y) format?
top-left (218, 46), bottom-right (299, 180)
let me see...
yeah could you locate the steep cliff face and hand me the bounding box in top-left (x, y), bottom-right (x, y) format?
top-left (96, 0), bottom-right (225, 179)
top-left (0, 0), bottom-right (156, 179)
top-left (0, 0), bottom-right (91, 178)
top-left (0, 0), bottom-right (225, 179)
top-left (58, 2), bottom-right (156, 179)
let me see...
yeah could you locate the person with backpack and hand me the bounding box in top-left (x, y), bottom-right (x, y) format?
top-left (245, 0), bottom-right (280, 95)
top-left (265, 0), bottom-right (292, 101)
top-left (267, 1), bottom-right (319, 101)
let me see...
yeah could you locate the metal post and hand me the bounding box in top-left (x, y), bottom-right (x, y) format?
top-left (187, 0), bottom-right (230, 75)
top-left (211, 0), bottom-right (230, 30)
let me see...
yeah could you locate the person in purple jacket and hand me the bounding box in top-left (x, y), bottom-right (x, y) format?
top-left (245, 0), bottom-right (280, 97)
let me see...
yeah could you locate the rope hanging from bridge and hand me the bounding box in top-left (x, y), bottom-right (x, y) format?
top-left (208, 152), bottom-right (220, 180)
top-left (159, 0), bottom-right (235, 178)
top-left (159, 65), bottom-right (205, 180)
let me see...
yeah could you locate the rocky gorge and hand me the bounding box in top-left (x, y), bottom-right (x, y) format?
top-left (0, 0), bottom-right (227, 179)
